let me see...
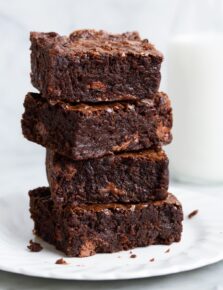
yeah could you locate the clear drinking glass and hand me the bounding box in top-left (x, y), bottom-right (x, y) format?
top-left (167, 0), bottom-right (223, 184)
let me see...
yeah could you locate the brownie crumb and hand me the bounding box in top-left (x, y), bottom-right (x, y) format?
top-left (55, 258), bottom-right (68, 265)
top-left (149, 258), bottom-right (155, 262)
top-left (165, 248), bottom-right (170, 253)
top-left (130, 254), bottom-right (137, 258)
top-left (27, 240), bottom-right (43, 252)
top-left (188, 209), bottom-right (199, 219)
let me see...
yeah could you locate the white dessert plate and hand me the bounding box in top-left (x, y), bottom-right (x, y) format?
top-left (0, 187), bottom-right (222, 280)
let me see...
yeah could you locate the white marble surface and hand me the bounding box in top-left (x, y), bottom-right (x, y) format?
top-left (0, 0), bottom-right (223, 289)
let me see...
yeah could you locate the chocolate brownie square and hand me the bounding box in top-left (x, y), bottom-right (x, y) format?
top-left (30, 30), bottom-right (163, 103)
top-left (21, 92), bottom-right (172, 160)
top-left (29, 187), bottom-right (183, 257)
top-left (46, 149), bottom-right (169, 206)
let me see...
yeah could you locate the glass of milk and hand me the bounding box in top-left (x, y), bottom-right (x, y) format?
top-left (167, 0), bottom-right (223, 184)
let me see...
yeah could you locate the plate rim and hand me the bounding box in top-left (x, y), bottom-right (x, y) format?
top-left (0, 254), bottom-right (223, 280)
top-left (0, 188), bottom-right (223, 280)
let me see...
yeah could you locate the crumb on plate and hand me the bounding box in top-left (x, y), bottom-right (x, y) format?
top-left (27, 240), bottom-right (43, 252)
top-left (188, 209), bottom-right (199, 219)
top-left (55, 258), bottom-right (68, 265)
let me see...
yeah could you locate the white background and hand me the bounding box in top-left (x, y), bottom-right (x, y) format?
top-left (0, 0), bottom-right (223, 289)
top-left (0, 0), bottom-right (178, 182)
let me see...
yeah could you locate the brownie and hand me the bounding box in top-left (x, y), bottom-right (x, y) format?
top-left (29, 187), bottom-right (183, 257)
top-left (21, 92), bottom-right (172, 160)
top-left (30, 30), bottom-right (163, 103)
top-left (46, 149), bottom-right (169, 206)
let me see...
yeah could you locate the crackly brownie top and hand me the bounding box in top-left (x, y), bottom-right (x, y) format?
top-left (119, 149), bottom-right (167, 161)
top-left (69, 193), bottom-right (180, 213)
top-left (48, 149), bottom-right (167, 164)
top-left (27, 91), bottom-right (170, 115)
top-left (30, 29), bottom-right (163, 58)
top-left (30, 187), bottom-right (181, 213)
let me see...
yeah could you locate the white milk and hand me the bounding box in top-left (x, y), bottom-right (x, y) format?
top-left (167, 34), bottom-right (223, 183)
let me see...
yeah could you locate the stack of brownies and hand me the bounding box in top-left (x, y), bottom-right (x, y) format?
top-left (21, 29), bottom-right (183, 257)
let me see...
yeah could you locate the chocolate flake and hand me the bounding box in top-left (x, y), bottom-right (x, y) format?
top-left (149, 258), bottom-right (155, 262)
top-left (165, 248), bottom-right (170, 253)
top-left (130, 254), bottom-right (137, 258)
